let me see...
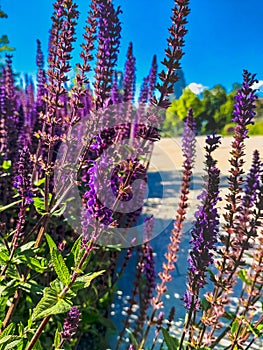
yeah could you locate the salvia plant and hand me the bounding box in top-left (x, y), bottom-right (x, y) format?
top-left (0, 0), bottom-right (262, 349)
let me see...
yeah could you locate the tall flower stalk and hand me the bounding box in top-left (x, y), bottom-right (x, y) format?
top-left (94, 0), bottom-right (122, 109)
top-left (179, 134), bottom-right (221, 349)
top-left (155, 0), bottom-right (190, 108)
top-left (138, 109), bottom-right (196, 349)
top-left (197, 71), bottom-right (259, 348)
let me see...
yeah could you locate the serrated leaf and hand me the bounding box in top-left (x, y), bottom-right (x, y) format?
top-left (70, 244), bottom-right (93, 274)
top-left (32, 286), bottom-right (57, 320)
top-left (71, 236), bottom-right (82, 266)
top-left (162, 328), bottom-right (180, 350)
top-left (17, 241), bottom-right (35, 253)
top-left (0, 252), bottom-right (9, 264)
top-left (37, 299), bottom-right (72, 320)
top-left (75, 270), bottom-right (105, 288)
top-left (0, 323), bottom-right (15, 339)
top-left (3, 338), bottom-right (23, 349)
top-left (45, 233), bottom-right (57, 251)
top-left (51, 249), bottom-right (71, 286)
top-left (32, 285), bottom-right (72, 321)
top-left (66, 236), bottom-right (81, 269)
top-left (16, 256), bottom-right (47, 274)
top-left (0, 336), bottom-right (20, 346)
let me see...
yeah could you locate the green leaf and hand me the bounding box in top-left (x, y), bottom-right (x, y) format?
top-left (125, 328), bottom-right (138, 348)
top-left (32, 285), bottom-right (72, 321)
top-left (66, 236), bottom-right (81, 270)
top-left (51, 202), bottom-right (67, 217)
top-left (0, 336), bottom-right (20, 347)
top-left (45, 233), bottom-right (57, 252)
top-left (0, 324), bottom-right (15, 339)
top-left (0, 200), bottom-right (22, 213)
top-left (34, 178), bottom-right (45, 187)
top-left (71, 236), bottom-right (82, 265)
top-left (222, 311), bottom-right (236, 321)
top-left (0, 251), bottom-right (9, 264)
top-left (51, 249), bottom-right (71, 286)
top-left (54, 325), bottom-right (62, 348)
top-left (16, 256), bottom-right (47, 274)
top-left (71, 237), bottom-right (90, 270)
top-left (3, 338), bottom-right (23, 349)
top-left (75, 270), bottom-right (105, 288)
top-left (162, 328), bottom-right (180, 350)
top-left (37, 299), bottom-right (72, 320)
top-left (17, 241), bottom-right (35, 253)
top-left (231, 318), bottom-right (240, 335)
top-left (1, 160), bottom-right (11, 170)
top-left (201, 297), bottom-right (211, 311)
top-left (33, 195), bottom-right (51, 215)
top-left (238, 269), bottom-right (252, 286)
top-left (32, 286), bottom-right (58, 320)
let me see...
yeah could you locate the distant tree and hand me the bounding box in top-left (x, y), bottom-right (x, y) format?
top-left (196, 84), bottom-right (227, 133)
top-left (0, 6), bottom-right (15, 62)
top-left (213, 87), bottom-right (238, 132)
top-left (163, 84), bottom-right (246, 135)
top-left (163, 87), bottom-right (202, 136)
top-left (255, 97), bottom-right (263, 120)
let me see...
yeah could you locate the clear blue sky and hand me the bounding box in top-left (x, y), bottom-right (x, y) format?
top-left (2, 0), bottom-right (263, 92)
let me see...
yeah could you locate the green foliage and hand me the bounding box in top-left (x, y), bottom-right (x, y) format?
top-left (162, 328), bottom-right (180, 350)
top-left (248, 120), bottom-right (263, 135)
top-left (0, 35), bottom-right (14, 53)
top-left (32, 280), bottom-right (73, 321)
top-left (164, 84), bottom-right (242, 135)
top-left (45, 233), bottom-right (71, 286)
top-left (73, 270), bottom-right (105, 290)
top-left (0, 7), bottom-right (14, 56)
top-left (125, 328), bottom-right (139, 348)
top-left (164, 88), bottom-right (202, 136)
top-left (214, 89), bottom-right (236, 131)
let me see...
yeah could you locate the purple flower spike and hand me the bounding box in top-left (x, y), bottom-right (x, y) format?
top-left (36, 39), bottom-right (47, 111)
top-left (232, 70), bottom-right (258, 140)
top-left (242, 150), bottom-right (262, 209)
top-left (94, 0), bottom-right (122, 109)
top-left (184, 134), bottom-right (221, 310)
top-left (148, 54), bottom-right (157, 101)
top-left (14, 147), bottom-right (33, 205)
top-left (61, 306), bottom-right (81, 341)
top-left (182, 108), bottom-right (197, 163)
top-left (123, 42), bottom-right (136, 102)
